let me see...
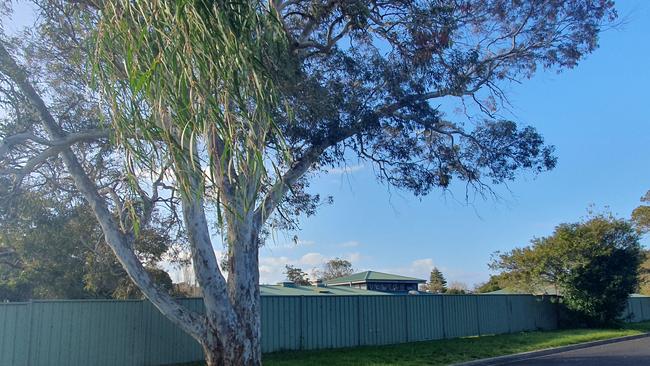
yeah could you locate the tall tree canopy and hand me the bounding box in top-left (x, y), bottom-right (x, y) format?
top-left (491, 214), bottom-right (642, 325)
top-left (0, 1), bottom-right (616, 364)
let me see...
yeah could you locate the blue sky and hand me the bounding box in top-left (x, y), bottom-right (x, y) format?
top-left (257, 0), bottom-right (650, 286)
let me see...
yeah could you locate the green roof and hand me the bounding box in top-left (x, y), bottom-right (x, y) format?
top-left (324, 271), bottom-right (425, 285)
top-left (260, 284), bottom-right (394, 296)
top-left (482, 287), bottom-right (559, 295)
top-left (481, 288), bottom-right (523, 295)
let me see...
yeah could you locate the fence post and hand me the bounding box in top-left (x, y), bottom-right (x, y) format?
top-left (357, 296), bottom-right (362, 346)
top-left (640, 298), bottom-right (645, 322)
top-left (140, 300), bottom-right (148, 365)
top-left (26, 301), bottom-right (34, 366)
top-left (440, 295), bottom-right (447, 339)
top-left (299, 296), bottom-right (304, 350)
top-left (474, 296), bottom-right (481, 337)
top-left (506, 296), bottom-right (512, 333)
top-left (403, 296), bottom-right (409, 343)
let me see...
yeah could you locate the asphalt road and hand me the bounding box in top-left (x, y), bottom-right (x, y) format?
top-left (506, 337), bottom-right (650, 365)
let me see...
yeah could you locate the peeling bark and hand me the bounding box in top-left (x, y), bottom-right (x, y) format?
top-left (226, 215), bottom-right (262, 365)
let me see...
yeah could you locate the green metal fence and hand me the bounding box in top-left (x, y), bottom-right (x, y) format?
top-left (0, 295), bottom-right (648, 366)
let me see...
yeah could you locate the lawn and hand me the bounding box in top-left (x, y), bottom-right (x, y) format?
top-left (181, 322), bottom-right (650, 366)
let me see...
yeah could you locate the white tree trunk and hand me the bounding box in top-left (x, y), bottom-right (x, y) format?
top-left (1, 43), bottom-right (273, 366)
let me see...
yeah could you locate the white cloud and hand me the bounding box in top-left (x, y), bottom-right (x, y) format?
top-left (260, 256), bottom-right (292, 267)
top-left (297, 239), bottom-right (316, 246)
top-left (411, 258), bottom-right (434, 269)
top-left (379, 257), bottom-right (489, 289)
top-left (299, 252), bottom-right (327, 266)
top-left (263, 238), bottom-right (316, 251)
top-left (378, 258), bottom-right (436, 282)
top-left (338, 240), bottom-right (361, 248)
top-left (347, 252), bottom-right (362, 263)
top-left (327, 164), bottom-right (364, 175)
top-left (257, 251), bottom-right (365, 284)
top-left (257, 253), bottom-right (323, 284)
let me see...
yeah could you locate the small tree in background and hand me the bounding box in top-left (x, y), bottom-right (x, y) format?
top-left (283, 265), bottom-right (311, 286)
top-left (492, 214), bottom-right (642, 325)
top-left (474, 274), bottom-right (506, 293)
top-left (640, 251), bottom-right (650, 296)
top-left (447, 281), bottom-right (469, 295)
top-left (632, 191), bottom-right (650, 233)
top-left (425, 267), bottom-right (448, 293)
top-left (318, 258), bottom-right (354, 281)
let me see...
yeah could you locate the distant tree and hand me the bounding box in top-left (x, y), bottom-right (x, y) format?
top-left (491, 214), bottom-right (642, 325)
top-left (447, 281), bottom-right (469, 295)
top-left (640, 251), bottom-right (650, 296)
top-left (631, 192), bottom-right (650, 295)
top-left (425, 268), bottom-right (447, 293)
top-left (474, 275), bottom-right (505, 293)
top-left (632, 191), bottom-right (650, 233)
top-left (319, 258), bottom-right (354, 281)
top-left (283, 265), bottom-right (311, 286)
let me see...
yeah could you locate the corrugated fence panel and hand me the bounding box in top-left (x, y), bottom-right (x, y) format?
top-left (359, 296), bottom-right (407, 346)
top-left (443, 295), bottom-right (479, 338)
top-left (508, 296), bottom-right (538, 332)
top-left (298, 296), bottom-right (359, 351)
top-left (627, 298), bottom-right (644, 323)
top-left (531, 297), bottom-right (557, 330)
top-left (261, 296), bottom-right (301, 352)
top-left (641, 299), bottom-right (650, 320)
top-left (476, 295), bottom-right (509, 335)
top-left (0, 303), bottom-right (30, 366)
top-left (29, 300), bottom-right (144, 366)
top-left (405, 295), bottom-right (444, 342)
top-left (144, 298), bottom-right (204, 365)
top-left (142, 299), bottom-right (204, 365)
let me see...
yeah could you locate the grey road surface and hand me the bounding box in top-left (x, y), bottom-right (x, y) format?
top-left (505, 336), bottom-right (650, 365)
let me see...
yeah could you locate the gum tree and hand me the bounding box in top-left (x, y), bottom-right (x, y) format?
top-left (0, 0), bottom-right (616, 364)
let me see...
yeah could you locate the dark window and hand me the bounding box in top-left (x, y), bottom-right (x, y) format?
top-left (367, 282), bottom-right (417, 292)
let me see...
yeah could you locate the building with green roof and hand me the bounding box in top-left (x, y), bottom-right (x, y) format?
top-left (324, 271), bottom-right (425, 293)
top-left (260, 283), bottom-right (393, 296)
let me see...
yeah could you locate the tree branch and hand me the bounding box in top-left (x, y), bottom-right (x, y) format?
top-left (2, 129), bottom-right (111, 185)
top-left (0, 43), bottom-right (207, 340)
top-left (0, 132), bottom-right (51, 156)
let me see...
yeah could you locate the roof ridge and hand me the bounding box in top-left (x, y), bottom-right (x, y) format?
top-left (364, 271), bottom-right (371, 280)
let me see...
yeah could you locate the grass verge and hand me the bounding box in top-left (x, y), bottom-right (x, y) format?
top-left (180, 321), bottom-right (650, 366)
